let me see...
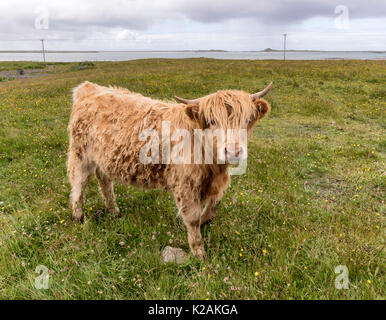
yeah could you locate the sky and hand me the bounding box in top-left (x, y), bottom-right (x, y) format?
top-left (0, 0), bottom-right (385, 51)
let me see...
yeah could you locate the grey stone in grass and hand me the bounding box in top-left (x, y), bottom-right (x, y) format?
top-left (162, 246), bottom-right (188, 264)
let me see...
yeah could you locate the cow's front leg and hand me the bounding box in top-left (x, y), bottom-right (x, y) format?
top-left (176, 196), bottom-right (205, 260)
top-left (201, 199), bottom-right (219, 226)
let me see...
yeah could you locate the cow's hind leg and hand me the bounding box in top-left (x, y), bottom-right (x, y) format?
top-left (95, 167), bottom-right (120, 217)
top-left (176, 194), bottom-right (205, 260)
top-left (68, 153), bottom-right (94, 223)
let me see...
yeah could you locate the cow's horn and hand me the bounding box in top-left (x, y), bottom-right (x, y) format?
top-left (174, 96), bottom-right (200, 105)
top-left (251, 82), bottom-right (273, 101)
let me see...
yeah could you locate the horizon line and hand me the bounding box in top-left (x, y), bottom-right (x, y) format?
top-left (0, 49), bottom-right (385, 53)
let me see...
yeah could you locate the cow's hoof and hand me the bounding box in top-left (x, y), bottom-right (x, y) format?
top-left (108, 207), bottom-right (121, 218)
top-left (73, 215), bottom-right (84, 223)
top-left (114, 207), bottom-right (121, 218)
top-left (194, 247), bottom-right (206, 260)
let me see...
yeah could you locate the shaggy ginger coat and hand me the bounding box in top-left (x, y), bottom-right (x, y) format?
top-left (67, 81), bottom-right (271, 259)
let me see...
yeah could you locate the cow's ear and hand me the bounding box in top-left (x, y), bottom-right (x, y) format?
top-left (249, 98), bottom-right (271, 128)
top-left (184, 104), bottom-right (200, 122)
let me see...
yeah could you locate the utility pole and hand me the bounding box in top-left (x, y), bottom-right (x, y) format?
top-left (283, 34), bottom-right (287, 61)
top-left (40, 39), bottom-right (46, 63)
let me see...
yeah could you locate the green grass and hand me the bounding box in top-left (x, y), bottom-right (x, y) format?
top-left (0, 61), bottom-right (64, 72)
top-left (68, 61), bottom-right (96, 72)
top-left (0, 59), bottom-right (384, 300)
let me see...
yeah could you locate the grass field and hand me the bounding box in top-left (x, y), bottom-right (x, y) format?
top-left (0, 59), bottom-right (384, 300)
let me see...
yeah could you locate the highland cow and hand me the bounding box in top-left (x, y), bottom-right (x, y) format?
top-left (67, 81), bottom-right (272, 259)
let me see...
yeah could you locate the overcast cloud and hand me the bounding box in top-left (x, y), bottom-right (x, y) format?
top-left (0, 0), bottom-right (385, 51)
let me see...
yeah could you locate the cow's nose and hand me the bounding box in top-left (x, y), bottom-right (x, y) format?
top-left (225, 144), bottom-right (243, 158)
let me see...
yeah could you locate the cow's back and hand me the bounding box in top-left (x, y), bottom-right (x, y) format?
top-left (69, 82), bottom-right (172, 188)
